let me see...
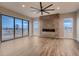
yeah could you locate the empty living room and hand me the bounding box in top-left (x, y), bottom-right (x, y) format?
top-left (0, 0), bottom-right (79, 57)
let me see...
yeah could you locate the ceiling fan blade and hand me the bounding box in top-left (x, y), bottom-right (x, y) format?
top-left (40, 2), bottom-right (43, 15)
top-left (31, 7), bottom-right (40, 10)
top-left (44, 4), bottom-right (53, 10)
top-left (43, 11), bottom-right (50, 14)
top-left (40, 2), bottom-right (43, 10)
top-left (45, 9), bottom-right (55, 11)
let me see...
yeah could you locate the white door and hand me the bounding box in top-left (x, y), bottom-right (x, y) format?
top-left (64, 18), bottom-right (73, 38)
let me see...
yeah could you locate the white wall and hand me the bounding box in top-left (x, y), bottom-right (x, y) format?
top-left (76, 11), bottom-right (79, 41)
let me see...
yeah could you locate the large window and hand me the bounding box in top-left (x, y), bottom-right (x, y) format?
top-left (33, 18), bottom-right (39, 36)
top-left (2, 15), bottom-right (14, 41)
top-left (23, 20), bottom-right (29, 36)
top-left (64, 18), bottom-right (73, 38)
top-left (1, 15), bottom-right (29, 41)
top-left (15, 18), bottom-right (22, 38)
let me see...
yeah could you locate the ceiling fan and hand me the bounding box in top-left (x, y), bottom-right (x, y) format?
top-left (31, 2), bottom-right (55, 15)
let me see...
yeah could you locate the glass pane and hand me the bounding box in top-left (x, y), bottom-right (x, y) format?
top-left (64, 18), bottom-right (73, 32)
top-left (15, 18), bottom-right (22, 38)
top-left (2, 15), bottom-right (14, 41)
top-left (23, 20), bottom-right (28, 36)
top-left (64, 18), bottom-right (73, 38)
top-left (33, 18), bottom-right (39, 36)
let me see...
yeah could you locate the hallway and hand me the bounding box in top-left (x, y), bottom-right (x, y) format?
top-left (0, 37), bottom-right (79, 56)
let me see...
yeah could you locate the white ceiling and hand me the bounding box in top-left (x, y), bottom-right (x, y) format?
top-left (0, 2), bottom-right (79, 17)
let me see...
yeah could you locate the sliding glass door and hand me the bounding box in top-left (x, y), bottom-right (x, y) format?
top-left (1, 15), bottom-right (29, 41)
top-left (23, 20), bottom-right (29, 36)
top-left (15, 18), bottom-right (22, 38)
top-left (2, 15), bottom-right (14, 41)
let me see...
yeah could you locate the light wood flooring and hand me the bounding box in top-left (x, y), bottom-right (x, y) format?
top-left (0, 37), bottom-right (79, 56)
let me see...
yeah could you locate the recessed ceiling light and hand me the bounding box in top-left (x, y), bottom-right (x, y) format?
top-left (22, 5), bottom-right (25, 7)
top-left (57, 7), bottom-right (60, 10)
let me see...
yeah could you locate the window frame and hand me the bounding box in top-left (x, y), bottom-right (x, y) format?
top-left (0, 14), bottom-right (29, 42)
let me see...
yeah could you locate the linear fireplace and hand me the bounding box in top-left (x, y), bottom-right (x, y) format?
top-left (42, 29), bottom-right (55, 32)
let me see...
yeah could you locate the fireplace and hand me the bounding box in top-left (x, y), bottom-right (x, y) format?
top-left (42, 29), bottom-right (55, 32)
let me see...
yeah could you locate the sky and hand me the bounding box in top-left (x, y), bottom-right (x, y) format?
top-left (64, 18), bottom-right (73, 27)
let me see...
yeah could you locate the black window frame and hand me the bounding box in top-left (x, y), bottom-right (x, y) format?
top-left (0, 14), bottom-right (29, 42)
